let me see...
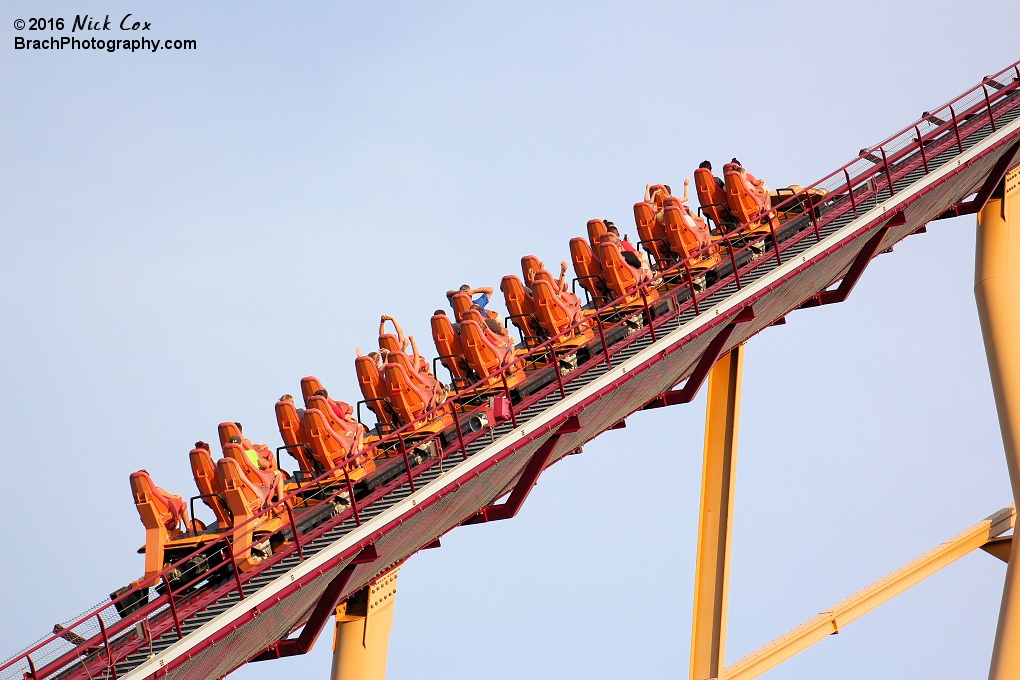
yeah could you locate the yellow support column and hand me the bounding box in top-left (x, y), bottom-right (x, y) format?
top-left (330, 570), bottom-right (399, 680)
top-left (977, 167), bottom-right (1020, 680)
top-left (690, 345), bottom-right (744, 680)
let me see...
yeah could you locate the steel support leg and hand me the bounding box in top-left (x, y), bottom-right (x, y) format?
top-left (330, 569), bottom-right (399, 680)
top-left (978, 169), bottom-right (1020, 680)
top-left (690, 345), bottom-right (744, 680)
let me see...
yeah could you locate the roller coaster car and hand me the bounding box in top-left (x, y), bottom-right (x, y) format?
top-left (632, 204), bottom-right (672, 268)
top-left (694, 168), bottom-right (735, 230)
top-left (769, 184), bottom-right (830, 220)
top-left (500, 275), bottom-right (544, 347)
top-left (662, 200), bottom-right (721, 273)
top-left (595, 234), bottom-right (656, 303)
top-left (723, 163), bottom-right (775, 239)
top-left (128, 471), bottom-right (191, 589)
top-left (431, 312), bottom-right (473, 388)
top-left (215, 456), bottom-right (286, 572)
top-left (274, 399), bottom-right (320, 474)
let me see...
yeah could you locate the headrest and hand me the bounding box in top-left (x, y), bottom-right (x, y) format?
top-left (586, 219), bottom-right (607, 248)
top-left (379, 334), bottom-right (401, 353)
top-left (218, 422), bottom-right (243, 447)
top-left (520, 255), bottom-right (542, 285)
top-left (534, 270), bottom-right (556, 287)
top-left (450, 292), bottom-right (472, 322)
top-left (299, 376), bottom-right (325, 404)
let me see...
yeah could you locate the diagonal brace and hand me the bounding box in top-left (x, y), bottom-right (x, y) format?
top-left (250, 543), bottom-right (379, 661)
top-left (935, 140), bottom-right (1020, 219)
top-left (642, 307), bottom-right (755, 410)
top-left (800, 225), bottom-right (891, 309)
top-left (463, 416), bottom-right (580, 525)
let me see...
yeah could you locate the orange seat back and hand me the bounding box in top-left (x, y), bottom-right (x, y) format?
top-left (215, 457), bottom-right (275, 572)
top-left (586, 219), bottom-right (608, 251)
top-left (382, 361), bottom-right (435, 424)
top-left (302, 407), bottom-right (355, 473)
top-left (569, 237), bottom-right (606, 299)
top-left (217, 422), bottom-right (243, 448)
top-left (307, 394), bottom-right (362, 442)
top-left (633, 202), bottom-right (671, 263)
top-left (460, 320), bottom-right (507, 379)
top-left (300, 376), bottom-right (325, 405)
top-left (532, 279), bottom-right (581, 336)
top-left (662, 204), bottom-right (699, 259)
top-left (723, 165), bottom-right (770, 224)
top-left (355, 355), bottom-right (393, 429)
top-left (189, 448), bottom-right (232, 527)
top-left (431, 313), bottom-right (471, 384)
top-left (275, 400), bottom-right (318, 472)
top-left (378, 334), bottom-right (400, 354)
top-left (694, 168), bottom-right (732, 228)
top-left (450, 293), bottom-right (472, 323)
top-left (501, 275), bottom-right (543, 345)
top-left (130, 471), bottom-right (187, 532)
top-left (596, 236), bottom-right (643, 299)
top-left (520, 255), bottom-right (542, 289)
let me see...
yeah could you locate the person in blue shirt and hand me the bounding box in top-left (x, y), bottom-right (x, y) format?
top-left (445, 284), bottom-right (494, 313)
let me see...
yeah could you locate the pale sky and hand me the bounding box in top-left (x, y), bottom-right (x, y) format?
top-left (2, 3), bottom-right (1018, 678)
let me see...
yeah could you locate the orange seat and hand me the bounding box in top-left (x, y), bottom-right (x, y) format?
top-left (532, 278), bottom-right (583, 336)
top-left (382, 360), bottom-right (439, 425)
top-left (520, 255), bottom-right (543, 289)
top-left (569, 236), bottom-right (610, 301)
top-left (300, 376), bottom-right (355, 420)
top-left (189, 448), bottom-right (232, 528)
top-left (217, 421), bottom-right (243, 448)
top-left (586, 219), bottom-right (608, 250)
top-left (378, 333), bottom-right (401, 354)
top-left (300, 377), bottom-right (325, 404)
top-left (129, 471), bottom-right (189, 586)
top-left (274, 399), bottom-right (319, 473)
top-left (633, 202), bottom-right (672, 265)
top-left (355, 355), bottom-right (395, 431)
top-left (662, 201), bottom-right (720, 272)
top-left (307, 394), bottom-right (364, 448)
top-left (431, 313), bottom-right (472, 386)
top-left (222, 441), bottom-right (278, 490)
top-left (215, 457), bottom-right (277, 572)
top-left (450, 292), bottom-right (472, 323)
top-left (596, 235), bottom-right (651, 300)
top-left (302, 407), bottom-right (369, 478)
top-left (218, 422), bottom-right (277, 474)
top-left (694, 168), bottom-right (734, 229)
top-left (723, 163), bottom-right (771, 224)
top-left (459, 309), bottom-right (515, 379)
top-left (501, 274), bottom-right (543, 346)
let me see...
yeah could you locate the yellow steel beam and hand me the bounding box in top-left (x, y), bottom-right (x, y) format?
top-left (722, 505), bottom-right (1016, 680)
top-left (330, 569), bottom-right (399, 680)
top-left (977, 167), bottom-right (1020, 680)
top-left (690, 345), bottom-right (744, 680)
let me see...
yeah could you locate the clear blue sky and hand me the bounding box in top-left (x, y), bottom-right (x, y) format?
top-left (1, 2), bottom-right (1017, 678)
